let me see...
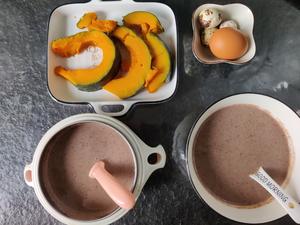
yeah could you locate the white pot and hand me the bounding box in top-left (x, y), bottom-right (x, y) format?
top-left (186, 93), bottom-right (300, 224)
top-left (24, 114), bottom-right (166, 225)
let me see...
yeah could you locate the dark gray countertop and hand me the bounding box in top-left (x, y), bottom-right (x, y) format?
top-left (1, 0), bottom-right (299, 224)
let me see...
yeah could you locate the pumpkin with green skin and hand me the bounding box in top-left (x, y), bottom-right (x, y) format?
top-left (51, 30), bottom-right (119, 91)
top-left (75, 49), bottom-right (120, 91)
top-left (122, 11), bottom-right (171, 93)
top-left (123, 11), bottom-right (164, 34)
top-left (103, 26), bottom-right (152, 99)
top-left (144, 32), bottom-right (171, 93)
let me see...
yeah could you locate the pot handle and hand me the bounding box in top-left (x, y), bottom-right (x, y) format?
top-left (90, 101), bottom-right (135, 116)
top-left (140, 143), bottom-right (166, 184)
top-left (24, 163), bottom-right (34, 187)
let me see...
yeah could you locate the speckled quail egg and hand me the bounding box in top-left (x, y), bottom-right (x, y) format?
top-left (219, 20), bottom-right (238, 29)
top-left (201, 27), bottom-right (218, 46)
top-left (199, 8), bottom-right (222, 28)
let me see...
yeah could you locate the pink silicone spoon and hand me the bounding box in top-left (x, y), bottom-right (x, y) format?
top-left (89, 161), bottom-right (135, 210)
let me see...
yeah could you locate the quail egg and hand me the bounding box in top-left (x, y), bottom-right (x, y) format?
top-left (199, 8), bottom-right (222, 28)
top-left (201, 27), bottom-right (218, 46)
top-left (219, 20), bottom-right (238, 29)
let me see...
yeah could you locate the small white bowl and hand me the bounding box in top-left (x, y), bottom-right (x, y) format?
top-left (192, 3), bottom-right (256, 65)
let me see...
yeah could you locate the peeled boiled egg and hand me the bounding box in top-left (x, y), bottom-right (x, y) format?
top-left (209, 27), bottom-right (248, 60)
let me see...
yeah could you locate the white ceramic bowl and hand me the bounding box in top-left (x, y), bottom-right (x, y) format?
top-left (192, 3), bottom-right (256, 65)
top-left (24, 114), bottom-right (166, 225)
top-left (47, 0), bottom-right (177, 116)
top-left (186, 93), bottom-right (300, 223)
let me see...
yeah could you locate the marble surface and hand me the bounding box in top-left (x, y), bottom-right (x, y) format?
top-left (0, 0), bottom-right (300, 224)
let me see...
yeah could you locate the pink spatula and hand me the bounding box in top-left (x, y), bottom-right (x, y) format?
top-left (89, 161), bottom-right (135, 210)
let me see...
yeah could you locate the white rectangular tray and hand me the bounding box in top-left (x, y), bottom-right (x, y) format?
top-left (47, 0), bottom-right (177, 116)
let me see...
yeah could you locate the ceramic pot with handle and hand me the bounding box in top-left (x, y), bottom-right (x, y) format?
top-left (24, 114), bottom-right (166, 225)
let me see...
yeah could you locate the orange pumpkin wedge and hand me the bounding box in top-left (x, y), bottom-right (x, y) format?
top-left (103, 26), bottom-right (152, 99)
top-left (77, 12), bottom-right (97, 29)
top-left (123, 11), bottom-right (164, 34)
top-left (88, 20), bottom-right (118, 33)
top-left (51, 30), bottom-right (119, 91)
top-left (144, 33), bottom-right (171, 93)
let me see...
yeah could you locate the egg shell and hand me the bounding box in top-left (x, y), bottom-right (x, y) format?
top-left (209, 27), bottom-right (248, 60)
top-left (201, 28), bottom-right (218, 46)
top-left (219, 20), bottom-right (238, 29)
top-left (198, 8), bottom-right (222, 28)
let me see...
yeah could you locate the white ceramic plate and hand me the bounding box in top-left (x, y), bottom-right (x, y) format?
top-left (187, 93), bottom-right (300, 224)
top-left (192, 4), bottom-right (256, 65)
top-left (47, 0), bottom-right (177, 116)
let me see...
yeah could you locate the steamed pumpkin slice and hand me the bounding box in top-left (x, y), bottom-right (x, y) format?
top-left (103, 26), bottom-right (152, 99)
top-left (113, 39), bottom-right (131, 74)
top-left (88, 20), bottom-right (117, 33)
top-left (77, 12), bottom-right (117, 33)
top-left (51, 30), bottom-right (119, 91)
top-left (77, 12), bottom-right (97, 29)
top-left (123, 11), bottom-right (164, 34)
top-left (145, 67), bottom-right (159, 87)
top-left (144, 33), bottom-right (171, 93)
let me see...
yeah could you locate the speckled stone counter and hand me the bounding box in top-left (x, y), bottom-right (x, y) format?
top-left (0, 0), bottom-right (299, 224)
